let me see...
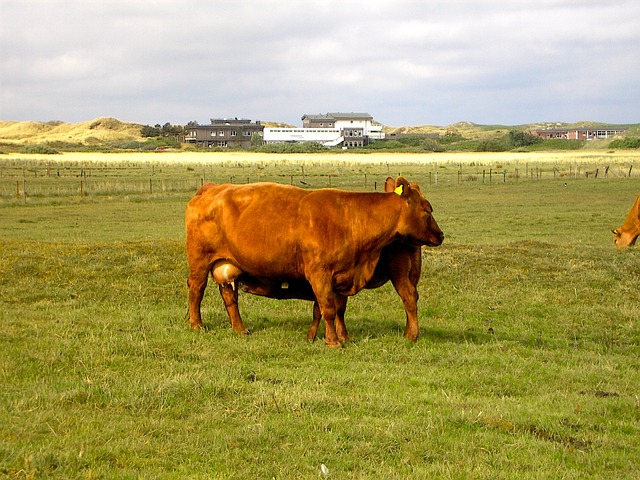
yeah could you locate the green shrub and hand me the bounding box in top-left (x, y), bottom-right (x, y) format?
top-left (527, 139), bottom-right (583, 150)
top-left (507, 130), bottom-right (543, 148)
top-left (609, 137), bottom-right (640, 149)
top-left (476, 139), bottom-right (508, 152)
top-left (365, 140), bottom-right (408, 150)
top-left (255, 142), bottom-right (326, 153)
top-left (23, 145), bottom-right (60, 154)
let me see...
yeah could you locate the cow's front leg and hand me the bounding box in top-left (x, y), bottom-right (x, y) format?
top-left (218, 283), bottom-right (250, 334)
top-left (314, 295), bottom-right (340, 347)
top-left (398, 282), bottom-right (419, 341)
top-left (307, 295), bottom-right (349, 343)
top-left (334, 294), bottom-right (350, 343)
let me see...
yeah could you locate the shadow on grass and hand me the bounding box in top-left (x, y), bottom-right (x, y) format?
top-left (195, 311), bottom-right (558, 352)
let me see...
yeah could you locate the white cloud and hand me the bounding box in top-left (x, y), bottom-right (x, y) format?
top-left (1, 0), bottom-right (639, 126)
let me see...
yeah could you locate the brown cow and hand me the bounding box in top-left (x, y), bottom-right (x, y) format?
top-left (229, 234), bottom-right (422, 343)
top-left (230, 177), bottom-right (424, 342)
top-left (307, 239), bottom-right (422, 342)
top-left (612, 193), bottom-right (640, 248)
top-left (186, 176), bottom-right (443, 346)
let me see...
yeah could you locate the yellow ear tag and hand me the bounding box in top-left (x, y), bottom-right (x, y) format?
top-left (394, 185), bottom-right (403, 195)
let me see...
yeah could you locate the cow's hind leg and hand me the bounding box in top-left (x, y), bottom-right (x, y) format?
top-left (187, 268), bottom-right (209, 330)
top-left (307, 301), bottom-right (322, 341)
top-left (219, 283), bottom-right (250, 334)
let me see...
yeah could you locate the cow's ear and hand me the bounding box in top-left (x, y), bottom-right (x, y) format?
top-left (384, 177), bottom-right (396, 193)
top-left (611, 228), bottom-right (618, 234)
top-left (395, 177), bottom-right (411, 197)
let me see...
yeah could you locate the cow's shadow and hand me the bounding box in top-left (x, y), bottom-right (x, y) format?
top-left (217, 312), bottom-right (500, 347)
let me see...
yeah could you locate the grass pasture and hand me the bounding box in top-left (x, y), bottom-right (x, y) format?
top-left (1, 152), bottom-right (639, 479)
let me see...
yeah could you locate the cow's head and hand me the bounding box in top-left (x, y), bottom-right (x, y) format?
top-left (611, 228), bottom-right (638, 248)
top-left (385, 176), bottom-right (444, 247)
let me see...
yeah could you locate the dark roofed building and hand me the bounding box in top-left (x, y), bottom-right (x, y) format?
top-left (301, 114), bottom-right (336, 129)
top-left (185, 118), bottom-right (264, 148)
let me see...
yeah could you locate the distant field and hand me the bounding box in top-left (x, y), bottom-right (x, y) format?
top-left (1, 153), bottom-right (638, 478)
top-left (2, 150), bottom-right (639, 200)
top-left (4, 149), bottom-right (640, 164)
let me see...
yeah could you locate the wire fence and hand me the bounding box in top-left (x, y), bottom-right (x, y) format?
top-left (1, 157), bottom-right (638, 201)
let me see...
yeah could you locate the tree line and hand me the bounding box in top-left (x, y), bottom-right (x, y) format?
top-left (140, 122), bottom-right (186, 138)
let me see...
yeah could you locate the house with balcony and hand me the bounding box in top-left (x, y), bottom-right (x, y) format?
top-left (184, 118), bottom-right (264, 148)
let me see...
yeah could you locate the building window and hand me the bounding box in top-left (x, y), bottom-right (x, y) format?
top-left (231, 130), bottom-right (237, 137)
top-left (218, 131), bottom-right (225, 136)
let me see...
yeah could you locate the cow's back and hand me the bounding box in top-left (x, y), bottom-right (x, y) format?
top-left (186, 182), bottom-right (404, 289)
top-left (187, 182), bottom-right (307, 276)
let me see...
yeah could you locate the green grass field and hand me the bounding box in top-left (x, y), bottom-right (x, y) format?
top-left (1, 153), bottom-right (639, 478)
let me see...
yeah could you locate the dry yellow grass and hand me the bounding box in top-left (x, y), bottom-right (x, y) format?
top-left (5, 150), bottom-right (640, 166)
top-left (0, 117), bottom-right (143, 145)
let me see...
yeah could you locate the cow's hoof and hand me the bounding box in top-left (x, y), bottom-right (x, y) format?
top-left (325, 340), bottom-right (342, 348)
top-left (404, 331), bottom-right (419, 342)
top-left (190, 323), bottom-right (205, 331)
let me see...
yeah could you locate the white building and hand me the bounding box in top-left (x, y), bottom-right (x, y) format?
top-left (263, 112), bottom-right (384, 147)
top-left (263, 127), bottom-right (343, 146)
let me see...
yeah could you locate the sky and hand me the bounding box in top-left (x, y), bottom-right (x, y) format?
top-left (1, 0), bottom-right (639, 127)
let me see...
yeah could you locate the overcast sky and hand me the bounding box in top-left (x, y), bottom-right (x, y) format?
top-left (1, 0), bottom-right (639, 127)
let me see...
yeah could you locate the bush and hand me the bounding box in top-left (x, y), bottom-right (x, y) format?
top-left (141, 122), bottom-right (185, 138)
top-left (476, 139), bottom-right (508, 152)
top-left (507, 130), bottom-right (543, 148)
top-left (255, 142), bottom-right (326, 153)
top-left (364, 138), bottom-right (444, 152)
top-left (439, 133), bottom-right (466, 144)
top-left (23, 145), bottom-right (60, 154)
top-left (609, 137), bottom-right (640, 149)
top-left (365, 140), bottom-right (408, 150)
top-left (527, 139), bottom-right (583, 151)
